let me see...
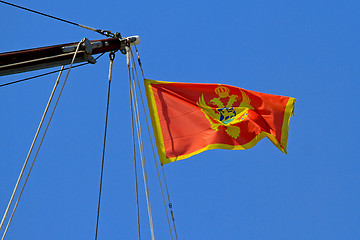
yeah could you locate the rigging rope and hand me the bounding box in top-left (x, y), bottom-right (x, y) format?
top-left (130, 47), bottom-right (175, 240)
top-left (0, 39), bottom-right (83, 238)
top-left (161, 166), bottom-right (179, 239)
top-left (0, 53), bottom-right (105, 88)
top-left (127, 46), bottom-right (156, 240)
top-left (94, 51), bottom-right (115, 240)
top-left (0, 37), bottom-right (180, 239)
top-left (133, 46), bottom-right (179, 239)
top-left (1, 66), bottom-right (65, 240)
top-left (0, 1), bottom-right (118, 38)
top-left (128, 51), bottom-right (141, 240)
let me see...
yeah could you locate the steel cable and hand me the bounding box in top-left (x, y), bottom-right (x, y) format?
top-left (0, 1), bottom-right (116, 37)
top-left (94, 52), bottom-right (114, 240)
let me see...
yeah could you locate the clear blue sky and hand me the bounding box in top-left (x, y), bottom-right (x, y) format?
top-left (0, 0), bottom-right (359, 239)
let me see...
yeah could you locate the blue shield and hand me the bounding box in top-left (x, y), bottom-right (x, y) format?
top-left (218, 107), bottom-right (236, 124)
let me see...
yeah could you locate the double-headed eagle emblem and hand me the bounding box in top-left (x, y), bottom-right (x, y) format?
top-left (197, 85), bottom-right (254, 139)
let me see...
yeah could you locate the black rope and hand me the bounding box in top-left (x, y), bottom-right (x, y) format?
top-left (0, 0), bottom-right (117, 37)
top-left (0, 53), bottom-right (105, 88)
top-left (0, 0), bottom-right (78, 27)
top-left (94, 53), bottom-right (114, 240)
top-left (162, 166), bottom-right (179, 240)
top-left (134, 46), bottom-right (145, 80)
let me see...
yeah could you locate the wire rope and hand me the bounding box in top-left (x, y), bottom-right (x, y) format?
top-left (0, 1), bottom-right (116, 37)
top-left (161, 166), bottom-right (179, 239)
top-left (94, 52), bottom-right (115, 240)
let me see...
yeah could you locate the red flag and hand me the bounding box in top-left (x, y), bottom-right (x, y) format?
top-left (144, 79), bottom-right (295, 165)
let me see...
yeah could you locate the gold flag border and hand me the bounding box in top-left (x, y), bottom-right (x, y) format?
top-left (144, 79), bottom-right (295, 165)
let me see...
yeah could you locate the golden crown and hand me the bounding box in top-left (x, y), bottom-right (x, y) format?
top-left (215, 85), bottom-right (230, 98)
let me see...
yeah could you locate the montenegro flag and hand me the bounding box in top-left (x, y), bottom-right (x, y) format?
top-left (144, 79), bottom-right (296, 165)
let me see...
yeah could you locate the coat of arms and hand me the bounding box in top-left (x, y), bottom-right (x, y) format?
top-left (197, 85), bottom-right (254, 139)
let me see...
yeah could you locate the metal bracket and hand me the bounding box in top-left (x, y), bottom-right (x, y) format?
top-left (119, 35), bottom-right (141, 54)
top-left (62, 38), bottom-right (96, 64)
top-left (82, 38), bottom-right (96, 64)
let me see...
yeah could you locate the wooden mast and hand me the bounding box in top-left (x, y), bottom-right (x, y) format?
top-left (0, 36), bottom-right (140, 76)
